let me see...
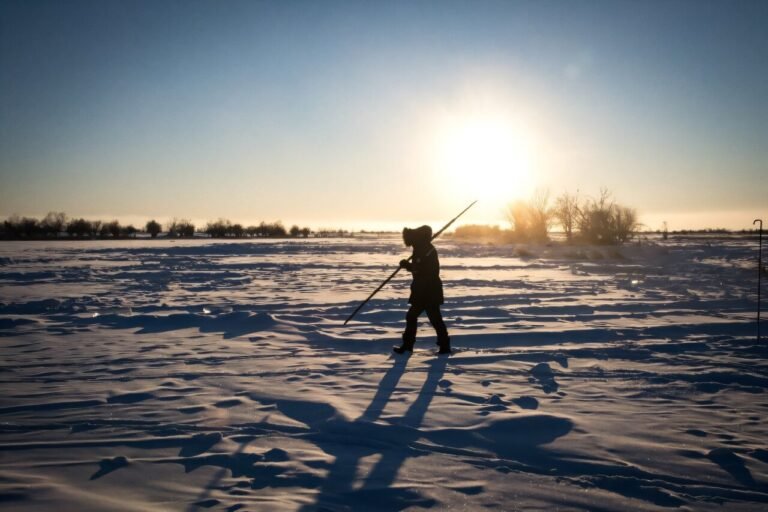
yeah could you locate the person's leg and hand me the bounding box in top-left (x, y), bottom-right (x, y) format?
top-left (395, 304), bottom-right (423, 353)
top-left (426, 305), bottom-right (450, 353)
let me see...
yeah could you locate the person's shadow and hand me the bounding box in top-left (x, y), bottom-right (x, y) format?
top-left (179, 352), bottom-right (572, 510)
top-left (293, 354), bottom-right (443, 510)
top-left (287, 352), bottom-right (572, 511)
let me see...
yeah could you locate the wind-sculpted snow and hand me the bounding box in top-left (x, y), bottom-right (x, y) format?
top-left (0, 236), bottom-right (766, 510)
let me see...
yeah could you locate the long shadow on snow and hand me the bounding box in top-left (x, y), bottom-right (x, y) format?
top-left (70, 311), bottom-right (280, 339)
top-left (165, 356), bottom-right (419, 510)
top-left (149, 354), bottom-right (571, 510)
top-left (265, 351), bottom-right (767, 509)
top-left (282, 355), bottom-right (572, 511)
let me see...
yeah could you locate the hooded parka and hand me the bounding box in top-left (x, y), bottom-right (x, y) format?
top-left (402, 225), bottom-right (444, 306)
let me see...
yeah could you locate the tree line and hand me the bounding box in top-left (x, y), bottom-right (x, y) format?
top-left (202, 219), bottom-right (311, 238)
top-left (0, 213), bottom-right (319, 240)
top-left (0, 192), bottom-right (639, 243)
top-left (454, 189), bottom-right (640, 245)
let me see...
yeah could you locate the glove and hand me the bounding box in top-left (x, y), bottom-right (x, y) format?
top-left (399, 259), bottom-right (409, 269)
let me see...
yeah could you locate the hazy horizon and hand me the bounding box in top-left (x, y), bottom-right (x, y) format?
top-left (1, 1), bottom-right (766, 232)
top-left (0, 207), bottom-right (762, 233)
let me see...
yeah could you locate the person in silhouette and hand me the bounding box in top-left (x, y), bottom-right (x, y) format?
top-left (394, 225), bottom-right (451, 354)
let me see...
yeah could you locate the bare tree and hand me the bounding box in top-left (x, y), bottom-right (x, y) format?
top-left (576, 189), bottom-right (639, 244)
top-left (122, 224), bottom-right (138, 238)
top-left (506, 189), bottom-right (551, 242)
top-left (145, 220), bottom-right (161, 238)
top-left (262, 221), bottom-right (286, 237)
top-left (613, 206), bottom-right (638, 244)
top-left (89, 220), bottom-right (102, 238)
top-left (205, 219), bottom-right (231, 237)
top-left (41, 212), bottom-right (67, 237)
top-left (178, 220), bottom-right (195, 237)
top-left (100, 220), bottom-right (120, 238)
top-left (67, 218), bottom-right (91, 238)
top-left (168, 218), bottom-right (195, 238)
top-left (166, 218), bottom-right (179, 237)
top-left (553, 192), bottom-right (579, 241)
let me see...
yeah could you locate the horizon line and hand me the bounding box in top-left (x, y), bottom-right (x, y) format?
top-left (2, 210), bottom-right (765, 234)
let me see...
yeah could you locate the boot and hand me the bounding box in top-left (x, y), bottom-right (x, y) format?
top-left (436, 336), bottom-right (451, 355)
top-left (393, 334), bottom-right (415, 354)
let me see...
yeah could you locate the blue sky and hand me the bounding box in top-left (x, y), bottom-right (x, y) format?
top-left (1, 0), bottom-right (766, 230)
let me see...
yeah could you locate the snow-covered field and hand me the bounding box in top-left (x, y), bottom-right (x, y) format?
top-left (1, 236), bottom-right (766, 511)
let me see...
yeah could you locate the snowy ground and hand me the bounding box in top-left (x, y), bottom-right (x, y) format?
top-left (1, 235), bottom-right (766, 511)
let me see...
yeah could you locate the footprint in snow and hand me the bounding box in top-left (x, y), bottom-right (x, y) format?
top-left (528, 363), bottom-right (559, 394)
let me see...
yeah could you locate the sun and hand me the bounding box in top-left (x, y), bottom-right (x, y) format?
top-left (433, 113), bottom-right (535, 208)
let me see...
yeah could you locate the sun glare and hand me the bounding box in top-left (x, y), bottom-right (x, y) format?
top-left (433, 113), bottom-right (535, 208)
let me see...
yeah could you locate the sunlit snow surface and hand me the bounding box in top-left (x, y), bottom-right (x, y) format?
top-left (1, 236), bottom-right (766, 511)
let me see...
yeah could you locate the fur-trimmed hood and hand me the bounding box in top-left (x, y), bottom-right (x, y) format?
top-left (403, 225), bottom-right (432, 247)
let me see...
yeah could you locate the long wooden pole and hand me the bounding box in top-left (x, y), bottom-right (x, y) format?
top-left (344, 201), bottom-right (477, 325)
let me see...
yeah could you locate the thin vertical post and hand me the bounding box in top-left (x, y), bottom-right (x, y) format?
top-left (755, 219), bottom-right (763, 342)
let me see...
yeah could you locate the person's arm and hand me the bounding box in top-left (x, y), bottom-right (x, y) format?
top-left (400, 246), bottom-right (422, 273)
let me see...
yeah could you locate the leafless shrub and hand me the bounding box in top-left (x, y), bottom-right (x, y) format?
top-left (506, 189), bottom-right (552, 242)
top-left (553, 192), bottom-right (579, 242)
top-left (205, 219), bottom-right (231, 237)
top-left (66, 218), bottom-right (91, 238)
top-left (167, 218), bottom-right (195, 238)
top-left (102, 220), bottom-right (121, 238)
top-left (576, 189), bottom-right (639, 245)
top-left (41, 212), bottom-right (67, 237)
top-left (145, 220), bottom-right (162, 238)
